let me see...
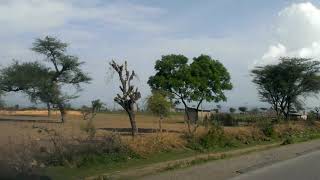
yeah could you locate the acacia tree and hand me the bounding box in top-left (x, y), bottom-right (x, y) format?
top-left (238, 106), bottom-right (247, 113)
top-left (0, 61), bottom-right (53, 115)
top-left (252, 57), bottom-right (320, 119)
top-left (148, 54), bottom-right (232, 134)
top-left (0, 36), bottom-right (90, 122)
top-left (147, 91), bottom-right (172, 133)
top-left (110, 60), bottom-right (141, 136)
top-left (229, 107), bottom-right (236, 113)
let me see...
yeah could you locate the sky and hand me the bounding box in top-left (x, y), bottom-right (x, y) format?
top-left (1, 0), bottom-right (320, 110)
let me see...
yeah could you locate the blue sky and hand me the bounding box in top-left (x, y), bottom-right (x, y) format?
top-left (1, 0), bottom-right (320, 110)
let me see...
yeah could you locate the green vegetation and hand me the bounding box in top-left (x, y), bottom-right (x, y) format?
top-left (252, 57), bottom-right (320, 119)
top-left (148, 54), bottom-right (233, 134)
top-left (0, 36), bottom-right (91, 121)
top-left (146, 91), bottom-right (172, 132)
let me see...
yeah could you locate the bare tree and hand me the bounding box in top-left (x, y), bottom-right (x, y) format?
top-left (110, 60), bottom-right (141, 136)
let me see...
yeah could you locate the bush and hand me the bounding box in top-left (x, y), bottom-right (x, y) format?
top-left (209, 113), bottom-right (239, 127)
top-left (70, 134), bottom-right (138, 167)
top-left (257, 121), bottom-right (275, 138)
top-left (33, 127), bottom-right (138, 167)
top-left (282, 133), bottom-right (294, 145)
top-left (188, 125), bottom-right (237, 151)
top-left (80, 120), bottom-right (96, 139)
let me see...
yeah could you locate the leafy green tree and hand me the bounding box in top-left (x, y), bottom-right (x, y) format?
top-left (0, 36), bottom-right (91, 122)
top-left (110, 60), bottom-right (141, 137)
top-left (0, 61), bottom-right (54, 116)
top-left (147, 91), bottom-right (172, 132)
top-left (229, 107), bottom-right (236, 113)
top-left (259, 107), bottom-right (268, 112)
top-left (148, 54), bottom-right (232, 134)
top-left (238, 106), bottom-right (247, 113)
top-left (252, 57), bottom-right (320, 119)
top-left (31, 36), bottom-right (91, 122)
top-left (250, 107), bottom-right (259, 114)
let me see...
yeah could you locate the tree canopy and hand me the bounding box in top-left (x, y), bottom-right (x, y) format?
top-left (0, 36), bottom-right (91, 122)
top-left (148, 54), bottom-right (232, 111)
top-left (148, 54), bottom-right (232, 134)
top-left (147, 91), bottom-right (172, 118)
top-left (252, 57), bottom-right (320, 119)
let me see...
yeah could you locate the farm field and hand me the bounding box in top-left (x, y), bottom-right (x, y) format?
top-left (0, 110), bottom-right (185, 151)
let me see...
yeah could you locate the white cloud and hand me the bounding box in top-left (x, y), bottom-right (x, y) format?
top-left (256, 2), bottom-right (320, 65)
top-left (0, 0), bottom-right (167, 33)
top-left (260, 43), bottom-right (287, 65)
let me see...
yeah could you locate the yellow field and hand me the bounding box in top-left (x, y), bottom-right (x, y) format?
top-left (0, 110), bottom-right (186, 148)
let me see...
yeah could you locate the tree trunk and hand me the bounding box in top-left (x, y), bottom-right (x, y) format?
top-left (127, 109), bottom-right (138, 136)
top-left (159, 115), bottom-right (163, 133)
top-left (47, 102), bottom-right (51, 117)
top-left (57, 103), bottom-right (65, 123)
top-left (184, 108), bottom-right (192, 134)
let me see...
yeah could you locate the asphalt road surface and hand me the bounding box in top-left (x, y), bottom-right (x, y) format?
top-left (141, 139), bottom-right (320, 180)
top-left (231, 150), bottom-right (320, 180)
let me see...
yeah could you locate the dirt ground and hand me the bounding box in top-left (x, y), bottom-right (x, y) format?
top-left (0, 110), bottom-right (186, 148)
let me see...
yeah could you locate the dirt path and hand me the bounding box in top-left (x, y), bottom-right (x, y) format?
top-left (140, 139), bottom-right (320, 180)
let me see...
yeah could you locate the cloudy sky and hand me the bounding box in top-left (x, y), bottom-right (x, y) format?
top-left (1, 0), bottom-right (320, 109)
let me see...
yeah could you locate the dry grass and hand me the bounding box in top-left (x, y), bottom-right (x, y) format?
top-left (124, 133), bottom-right (187, 156)
top-left (0, 110), bottom-right (319, 160)
top-left (224, 126), bottom-right (266, 143)
top-left (0, 111), bottom-right (186, 158)
top-left (0, 110), bottom-right (81, 116)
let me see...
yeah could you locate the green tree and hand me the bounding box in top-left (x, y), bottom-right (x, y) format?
top-left (260, 107), bottom-right (268, 112)
top-left (0, 36), bottom-right (91, 122)
top-left (252, 57), bottom-right (320, 119)
top-left (110, 60), bottom-right (141, 137)
top-left (148, 54), bottom-right (232, 134)
top-left (147, 91), bottom-right (172, 132)
top-left (0, 61), bottom-right (54, 115)
top-left (250, 107), bottom-right (259, 114)
top-left (229, 107), bottom-right (236, 113)
top-left (238, 106), bottom-right (247, 113)
top-left (32, 36), bottom-right (91, 122)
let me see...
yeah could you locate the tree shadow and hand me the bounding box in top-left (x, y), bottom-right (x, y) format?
top-left (98, 127), bottom-right (180, 134)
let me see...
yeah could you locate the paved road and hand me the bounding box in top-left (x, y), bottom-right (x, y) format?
top-left (141, 139), bottom-right (320, 180)
top-left (231, 150), bottom-right (320, 180)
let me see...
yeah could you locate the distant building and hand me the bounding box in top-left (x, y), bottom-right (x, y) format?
top-left (289, 111), bottom-right (307, 120)
top-left (173, 108), bottom-right (185, 113)
top-left (184, 108), bottom-right (215, 123)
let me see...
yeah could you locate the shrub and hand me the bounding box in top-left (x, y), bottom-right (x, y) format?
top-left (33, 126), bottom-right (137, 167)
top-left (81, 120), bottom-right (96, 139)
top-left (188, 125), bottom-right (237, 151)
top-left (282, 133), bottom-right (294, 145)
top-left (71, 134), bottom-right (138, 167)
top-left (257, 121), bottom-right (275, 138)
top-left (209, 113), bottom-right (239, 127)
